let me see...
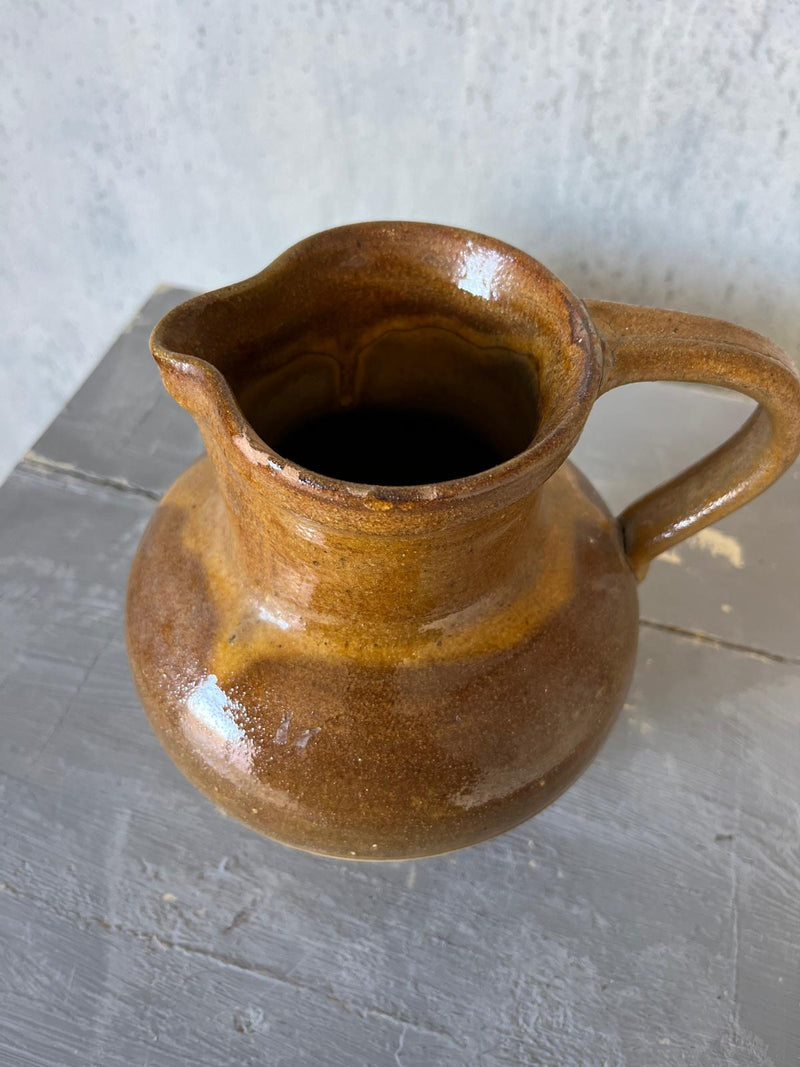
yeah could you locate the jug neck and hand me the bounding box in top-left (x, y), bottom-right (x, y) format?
top-left (205, 428), bottom-right (546, 636)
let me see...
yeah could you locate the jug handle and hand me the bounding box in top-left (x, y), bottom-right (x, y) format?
top-left (584, 300), bottom-right (800, 581)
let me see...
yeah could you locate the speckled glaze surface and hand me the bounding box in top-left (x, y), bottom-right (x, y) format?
top-left (126, 222), bottom-right (800, 860)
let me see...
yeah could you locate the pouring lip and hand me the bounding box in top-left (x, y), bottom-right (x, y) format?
top-left (151, 221), bottom-right (603, 509)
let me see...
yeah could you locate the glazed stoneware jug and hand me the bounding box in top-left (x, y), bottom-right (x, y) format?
top-left (127, 222), bottom-right (800, 860)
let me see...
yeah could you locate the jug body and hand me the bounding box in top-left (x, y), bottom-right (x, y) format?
top-left (127, 222), bottom-right (800, 859)
top-left (127, 452), bottom-right (639, 860)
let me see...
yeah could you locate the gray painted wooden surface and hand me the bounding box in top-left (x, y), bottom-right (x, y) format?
top-left (2, 290), bottom-right (799, 1066)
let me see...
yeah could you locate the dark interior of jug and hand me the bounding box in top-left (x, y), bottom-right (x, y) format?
top-left (235, 324), bottom-right (540, 485)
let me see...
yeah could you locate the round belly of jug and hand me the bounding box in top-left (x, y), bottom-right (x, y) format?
top-left (126, 460), bottom-right (639, 860)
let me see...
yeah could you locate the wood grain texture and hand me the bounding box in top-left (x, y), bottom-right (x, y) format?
top-left (1, 290), bottom-right (799, 1065)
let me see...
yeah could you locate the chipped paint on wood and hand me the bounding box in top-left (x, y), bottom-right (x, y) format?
top-left (657, 548), bottom-right (684, 566)
top-left (690, 528), bottom-right (745, 568)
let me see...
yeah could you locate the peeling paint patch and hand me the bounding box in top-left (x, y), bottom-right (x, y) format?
top-left (658, 548), bottom-right (683, 565)
top-left (627, 714), bottom-right (653, 735)
top-left (689, 528), bottom-right (744, 568)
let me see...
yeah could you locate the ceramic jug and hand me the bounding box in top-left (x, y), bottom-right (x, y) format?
top-left (126, 222), bottom-right (800, 860)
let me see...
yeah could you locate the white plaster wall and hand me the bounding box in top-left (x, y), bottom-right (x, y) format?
top-left (2, 0), bottom-right (798, 483)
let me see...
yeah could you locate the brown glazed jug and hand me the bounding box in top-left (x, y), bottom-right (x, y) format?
top-left (127, 222), bottom-right (800, 860)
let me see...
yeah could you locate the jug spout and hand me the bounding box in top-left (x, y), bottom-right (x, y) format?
top-left (152, 343), bottom-right (220, 422)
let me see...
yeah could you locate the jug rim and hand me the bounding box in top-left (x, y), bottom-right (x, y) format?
top-left (151, 221), bottom-right (602, 507)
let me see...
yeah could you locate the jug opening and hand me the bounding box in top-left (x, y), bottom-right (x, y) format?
top-left (152, 223), bottom-right (601, 502)
top-left (272, 407), bottom-right (504, 486)
top-left (239, 324), bottom-right (541, 486)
